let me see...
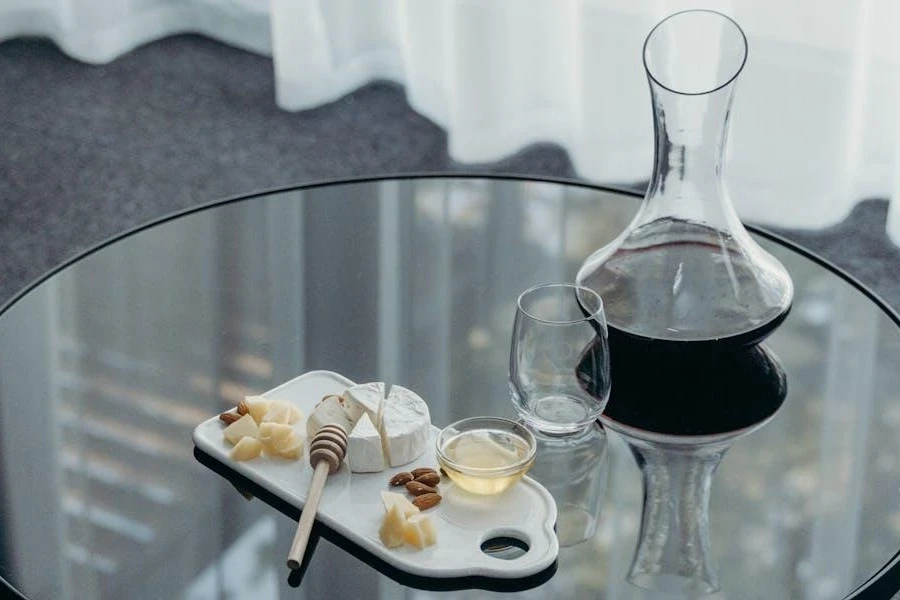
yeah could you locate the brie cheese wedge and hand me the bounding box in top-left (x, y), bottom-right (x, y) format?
top-left (346, 413), bottom-right (386, 473)
top-left (305, 395), bottom-right (354, 440)
top-left (380, 385), bottom-right (431, 467)
top-left (343, 382), bottom-right (385, 428)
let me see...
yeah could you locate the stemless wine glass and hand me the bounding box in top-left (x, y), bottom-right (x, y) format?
top-left (509, 283), bottom-right (610, 434)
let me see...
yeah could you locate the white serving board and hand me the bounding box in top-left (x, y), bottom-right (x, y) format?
top-left (192, 370), bottom-right (559, 580)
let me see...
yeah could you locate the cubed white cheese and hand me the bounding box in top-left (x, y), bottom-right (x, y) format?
top-left (380, 385), bottom-right (431, 467)
top-left (223, 414), bottom-right (259, 446)
top-left (230, 436), bottom-right (263, 461)
top-left (343, 382), bottom-right (385, 428)
top-left (244, 396), bottom-right (271, 423)
top-left (305, 395), bottom-right (353, 440)
top-left (258, 422), bottom-right (295, 456)
top-left (277, 436), bottom-right (304, 460)
top-left (379, 504), bottom-right (407, 548)
top-left (346, 413), bottom-right (386, 473)
top-left (380, 491), bottom-right (420, 518)
top-left (261, 399), bottom-right (302, 425)
top-left (403, 513), bottom-right (437, 549)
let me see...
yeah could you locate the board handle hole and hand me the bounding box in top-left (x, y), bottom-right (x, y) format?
top-left (480, 531), bottom-right (530, 560)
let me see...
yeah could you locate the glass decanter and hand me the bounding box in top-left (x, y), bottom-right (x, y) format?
top-left (577, 10), bottom-right (793, 347)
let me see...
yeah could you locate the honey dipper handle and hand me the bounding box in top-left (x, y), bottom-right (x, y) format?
top-left (287, 461), bottom-right (330, 570)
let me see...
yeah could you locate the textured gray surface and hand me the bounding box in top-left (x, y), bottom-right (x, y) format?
top-left (0, 34), bottom-right (897, 317)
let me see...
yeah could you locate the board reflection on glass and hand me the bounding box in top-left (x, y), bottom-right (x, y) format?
top-left (509, 284), bottom-right (611, 434)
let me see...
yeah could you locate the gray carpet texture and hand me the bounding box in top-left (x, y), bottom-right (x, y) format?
top-left (0, 34), bottom-right (897, 315)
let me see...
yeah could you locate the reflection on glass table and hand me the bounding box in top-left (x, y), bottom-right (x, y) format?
top-left (526, 423), bottom-right (608, 549)
top-left (0, 176), bottom-right (897, 599)
top-left (600, 337), bottom-right (788, 594)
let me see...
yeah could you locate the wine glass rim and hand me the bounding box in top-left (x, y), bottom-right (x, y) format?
top-left (642, 9), bottom-right (748, 97)
top-left (516, 283), bottom-right (605, 325)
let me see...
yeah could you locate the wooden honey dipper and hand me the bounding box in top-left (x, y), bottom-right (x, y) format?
top-left (286, 423), bottom-right (348, 570)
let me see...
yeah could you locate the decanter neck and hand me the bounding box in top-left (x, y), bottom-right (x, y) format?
top-left (645, 79), bottom-right (738, 225)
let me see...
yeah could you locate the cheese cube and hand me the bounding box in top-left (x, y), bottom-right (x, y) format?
top-left (410, 513), bottom-right (436, 545)
top-left (285, 402), bottom-right (303, 424)
top-left (277, 436), bottom-right (304, 460)
top-left (380, 491), bottom-right (419, 518)
top-left (380, 385), bottom-right (431, 467)
top-left (344, 382), bottom-right (385, 428)
top-left (261, 404), bottom-right (291, 424)
top-left (230, 436), bottom-right (263, 461)
top-left (403, 514), bottom-right (437, 549)
top-left (223, 414), bottom-right (259, 445)
top-left (261, 400), bottom-right (301, 425)
top-left (379, 504), bottom-right (407, 549)
top-left (258, 422), bottom-right (295, 454)
top-left (259, 422), bottom-right (294, 443)
top-left (244, 396), bottom-right (271, 423)
top-left (346, 413), bottom-right (386, 473)
top-left (306, 395), bottom-right (354, 439)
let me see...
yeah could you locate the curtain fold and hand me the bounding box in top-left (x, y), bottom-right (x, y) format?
top-left (4, 0), bottom-right (900, 240)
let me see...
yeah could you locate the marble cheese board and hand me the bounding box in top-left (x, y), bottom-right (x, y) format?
top-left (192, 370), bottom-right (559, 580)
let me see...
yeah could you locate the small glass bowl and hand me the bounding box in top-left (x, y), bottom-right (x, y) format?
top-left (436, 417), bottom-right (537, 496)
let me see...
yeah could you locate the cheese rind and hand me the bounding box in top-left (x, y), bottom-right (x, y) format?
top-left (380, 385), bottom-right (431, 467)
top-left (346, 413), bottom-right (386, 473)
top-left (305, 395), bottom-right (354, 440)
top-left (343, 382), bottom-right (385, 427)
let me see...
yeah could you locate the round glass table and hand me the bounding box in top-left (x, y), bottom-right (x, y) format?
top-left (0, 176), bottom-right (898, 600)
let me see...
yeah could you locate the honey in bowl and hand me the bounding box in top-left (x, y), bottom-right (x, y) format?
top-left (436, 418), bottom-right (536, 496)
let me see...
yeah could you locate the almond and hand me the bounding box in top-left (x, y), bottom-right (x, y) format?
top-left (389, 472), bottom-right (414, 487)
top-left (414, 472), bottom-right (440, 487)
top-left (406, 481), bottom-right (437, 496)
top-left (411, 467), bottom-right (437, 478)
top-left (412, 493), bottom-right (441, 510)
top-left (219, 412), bottom-right (240, 425)
top-left (237, 400), bottom-right (249, 416)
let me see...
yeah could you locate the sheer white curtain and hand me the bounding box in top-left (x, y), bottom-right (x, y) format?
top-left (4, 0), bottom-right (900, 241)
